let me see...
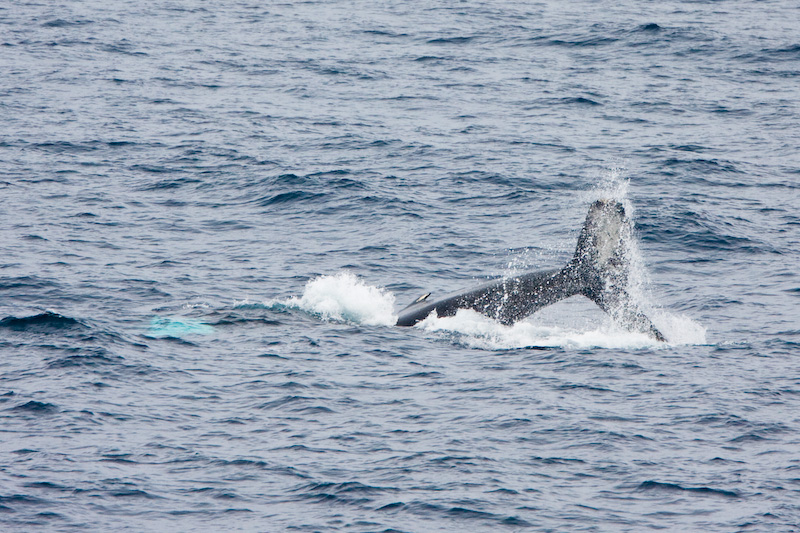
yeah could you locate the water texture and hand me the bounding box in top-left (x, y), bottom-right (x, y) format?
top-left (1, 0), bottom-right (799, 531)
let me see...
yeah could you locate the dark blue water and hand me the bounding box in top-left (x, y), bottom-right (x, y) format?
top-left (2, 0), bottom-right (799, 531)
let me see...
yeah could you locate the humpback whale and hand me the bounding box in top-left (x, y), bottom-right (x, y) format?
top-left (396, 199), bottom-right (666, 342)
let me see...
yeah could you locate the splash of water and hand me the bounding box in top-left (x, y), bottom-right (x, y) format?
top-left (418, 309), bottom-right (662, 350)
top-left (651, 311), bottom-right (708, 345)
top-left (587, 166), bottom-right (632, 206)
top-left (584, 168), bottom-right (706, 345)
top-left (272, 271), bottom-right (397, 326)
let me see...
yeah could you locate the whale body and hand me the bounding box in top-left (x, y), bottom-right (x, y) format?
top-left (396, 199), bottom-right (666, 342)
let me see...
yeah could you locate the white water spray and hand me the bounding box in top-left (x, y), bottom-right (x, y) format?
top-left (268, 272), bottom-right (397, 327)
top-left (585, 168), bottom-right (706, 345)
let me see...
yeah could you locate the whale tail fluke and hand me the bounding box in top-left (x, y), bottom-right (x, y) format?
top-left (396, 199), bottom-right (667, 342)
top-left (569, 199), bottom-right (666, 341)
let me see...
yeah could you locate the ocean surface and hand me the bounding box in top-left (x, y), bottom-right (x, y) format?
top-left (1, 0), bottom-right (799, 531)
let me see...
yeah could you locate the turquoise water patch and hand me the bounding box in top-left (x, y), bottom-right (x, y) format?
top-left (147, 317), bottom-right (215, 338)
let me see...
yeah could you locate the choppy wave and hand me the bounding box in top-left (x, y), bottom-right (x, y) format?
top-left (0, 311), bottom-right (86, 332)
